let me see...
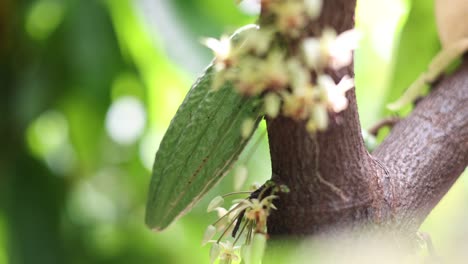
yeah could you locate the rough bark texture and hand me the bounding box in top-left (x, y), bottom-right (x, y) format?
top-left (266, 0), bottom-right (468, 238)
top-left (374, 59), bottom-right (468, 232)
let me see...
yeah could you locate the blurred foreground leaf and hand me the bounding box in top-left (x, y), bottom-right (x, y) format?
top-left (145, 66), bottom-right (262, 230)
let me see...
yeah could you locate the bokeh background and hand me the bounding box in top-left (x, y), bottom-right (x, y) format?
top-left (0, 0), bottom-right (466, 263)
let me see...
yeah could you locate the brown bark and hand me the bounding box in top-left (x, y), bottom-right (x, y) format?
top-left (266, 0), bottom-right (468, 238)
top-left (373, 59), bottom-right (468, 232)
top-left (368, 117), bottom-right (401, 136)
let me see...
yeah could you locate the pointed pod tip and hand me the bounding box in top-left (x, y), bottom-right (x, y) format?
top-left (145, 220), bottom-right (165, 232)
top-left (145, 213), bottom-right (168, 232)
top-left (151, 227), bottom-right (164, 232)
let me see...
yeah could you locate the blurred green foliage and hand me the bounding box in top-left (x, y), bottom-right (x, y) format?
top-left (0, 0), bottom-right (466, 263)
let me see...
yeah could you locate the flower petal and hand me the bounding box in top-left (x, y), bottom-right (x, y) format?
top-left (304, 0), bottom-right (323, 19)
top-left (202, 225), bottom-right (217, 245)
top-left (241, 118), bottom-right (255, 139)
top-left (208, 196), bottom-right (224, 212)
top-left (210, 243), bottom-right (221, 264)
top-left (234, 165), bottom-right (248, 191)
top-left (302, 37), bottom-right (322, 69)
top-left (264, 93), bottom-right (282, 118)
top-left (312, 104), bottom-right (329, 131)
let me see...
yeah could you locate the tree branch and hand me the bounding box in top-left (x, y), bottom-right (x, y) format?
top-left (368, 117), bottom-right (401, 136)
top-left (373, 58), bottom-right (468, 232)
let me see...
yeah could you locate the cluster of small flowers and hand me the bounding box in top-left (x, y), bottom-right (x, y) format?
top-left (204, 0), bottom-right (360, 133)
top-left (202, 181), bottom-right (289, 264)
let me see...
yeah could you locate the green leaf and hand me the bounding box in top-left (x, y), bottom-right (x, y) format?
top-left (145, 66), bottom-right (263, 231)
top-left (144, 0), bottom-right (256, 74)
top-left (385, 0), bottom-right (440, 114)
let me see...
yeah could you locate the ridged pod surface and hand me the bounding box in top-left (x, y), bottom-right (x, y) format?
top-left (145, 65), bottom-right (262, 230)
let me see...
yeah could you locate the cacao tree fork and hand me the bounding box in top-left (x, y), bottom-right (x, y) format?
top-left (265, 0), bottom-right (468, 238)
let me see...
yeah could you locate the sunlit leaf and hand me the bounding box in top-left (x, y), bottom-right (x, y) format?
top-left (385, 0), bottom-right (440, 114)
